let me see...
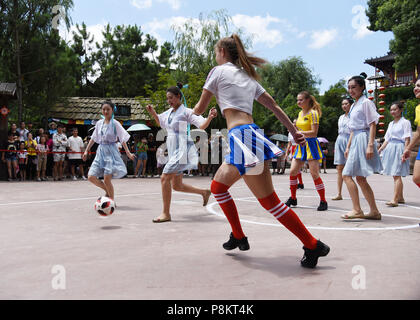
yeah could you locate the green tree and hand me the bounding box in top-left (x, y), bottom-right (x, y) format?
top-left (366, 0), bottom-right (420, 71)
top-left (0, 0), bottom-right (77, 124)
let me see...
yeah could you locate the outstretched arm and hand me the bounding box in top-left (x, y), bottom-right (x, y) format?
top-left (257, 92), bottom-right (305, 145)
top-left (146, 105), bottom-right (161, 127)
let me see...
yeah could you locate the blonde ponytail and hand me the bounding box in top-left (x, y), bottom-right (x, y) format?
top-left (217, 34), bottom-right (267, 80)
top-left (299, 91), bottom-right (322, 118)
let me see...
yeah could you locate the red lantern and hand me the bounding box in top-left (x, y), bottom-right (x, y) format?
top-left (379, 122), bottom-right (385, 128)
top-left (368, 89), bottom-right (374, 94)
top-left (379, 115), bottom-right (385, 121)
top-left (378, 129), bottom-right (385, 135)
top-left (368, 97), bottom-right (375, 101)
top-left (378, 108), bottom-right (385, 114)
top-left (379, 101), bottom-right (386, 106)
top-left (379, 87), bottom-right (386, 92)
top-left (379, 94), bottom-right (386, 99)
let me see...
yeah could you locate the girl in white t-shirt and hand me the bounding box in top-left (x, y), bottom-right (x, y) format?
top-left (341, 73), bottom-right (383, 220)
top-left (378, 101), bottom-right (412, 207)
top-left (193, 34), bottom-right (329, 269)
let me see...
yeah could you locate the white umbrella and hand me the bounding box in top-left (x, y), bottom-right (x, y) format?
top-left (127, 124), bottom-right (151, 132)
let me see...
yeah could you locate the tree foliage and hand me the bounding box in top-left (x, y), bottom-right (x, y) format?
top-left (366, 0), bottom-right (420, 71)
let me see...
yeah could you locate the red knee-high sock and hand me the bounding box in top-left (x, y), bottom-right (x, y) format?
top-left (211, 180), bottom-right (245, 240)
top-left (290, 175), bottom-right (298, 199)
top-left (314, 177), bottom-right (326, 202)
top-left (297, 173), bottom-right (303, 185)
top-left (417, 183), bottom-right (420, 189)
top-left (258, 192), bottom-right (317, 250)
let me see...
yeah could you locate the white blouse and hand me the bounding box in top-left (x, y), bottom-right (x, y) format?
top-left (348, 95), bottom-right (380, 132)
top-left (91, 119), bottom-right (131, 145)
top-left (384, 118), bottom-right (412, 143)
top-left (158, 104), bottom-right (205, 136)
top-left (203, 62), bottom-right (266, 117)
top-left (338, 114), bottom-right (351, 136)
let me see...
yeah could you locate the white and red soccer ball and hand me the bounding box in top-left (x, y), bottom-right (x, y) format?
top-left (94, 196), bottom-right (115, 216)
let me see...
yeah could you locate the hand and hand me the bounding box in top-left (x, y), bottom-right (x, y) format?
top-left (209, 107), bottom-right (218, 119)
top-left (127, 152), bottom-right (135, 161)
top-left (82, 151), bottom-right (88, 162)
top-left (344, 148), bottom-right (349, 159)
top-left (402, 148), bottom-right (411, 162)
top-left (293, 131), bottom-right (306, 146)
top-left (146, 104), bottom-right (154, 113)
top-left (366, 144), bottom-right (374, 160)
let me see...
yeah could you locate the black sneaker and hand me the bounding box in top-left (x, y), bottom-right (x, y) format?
top-left (285, 197), bottom-right (297, 207)
top-left (298, 184), bottom-right (304, 189)
top-left (301, 240), bottom-right (330, 268)
top-left (223, 233), bottom-right (250, 251)
top-left (317, 201), bottom-right (328, 211)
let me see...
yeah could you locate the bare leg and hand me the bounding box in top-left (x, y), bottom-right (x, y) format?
top-left (172, 174), bottom-right (212, 206)
top-left (103, 175), bottom-right (114, 200)
top-left (413, 160), bottom-right (420, 185)
top-left (155, 173), bottom-right (174, 221)
top-left (356, 176), bottom-right (381, 218)
top-left (333, 165), bottom-right (344, 199)
top-left (88, 175), bottom-right (109, 196)
top-left (342, 175), bottom-right (364, 217)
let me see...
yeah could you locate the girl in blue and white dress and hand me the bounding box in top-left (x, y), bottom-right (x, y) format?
top-left (378, 101), bottom-right (412, 207)
top-left (341, 73), bottom-right (383, 220)
top-left (146, 83), bottom-right (218, 223)
top-left (332, 98), bottom-right (352, 201)
top-left (83, 101), bottom-right (135, 202)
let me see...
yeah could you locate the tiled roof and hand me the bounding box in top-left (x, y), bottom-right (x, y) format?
top-left (365, 53), bottom-right (397, 65)
top-left (0, 83), bottom-right (17, 97)
top-left (50, 97), bottom-right (151, 121)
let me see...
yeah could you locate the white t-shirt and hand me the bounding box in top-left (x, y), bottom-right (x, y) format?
top-left (348, 96), bottom-right (380, 132)
top-left (67, 136), bottom-right (84, 159)
top-left (203, 62), bottom-right (266, 117)
top-left (384, 118), bottom-right (412, 143)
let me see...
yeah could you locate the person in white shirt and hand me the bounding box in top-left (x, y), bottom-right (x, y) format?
top-left (332, 98), bottom-right (352, 201)
top-left (378, 101), bottom-right (412, 207)
top-left (193, 34), bottom-right (329, 269)
top-left (341, 73), bottom-right (383, 220)
top-left (67, 128), bottom-right (87, 180)
top-left (53, 124), bottom-right (68, 181)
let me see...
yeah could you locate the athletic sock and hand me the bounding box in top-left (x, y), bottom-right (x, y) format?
top-left (290, 175), bottom-right (298, 199)
top-left (314, 177), bottom-right (326, 202)
top-left (211, 180), bottom-right (245, 240)
top-left (258, 192), bottom-right (317, 250)
top-left (297, 173), bottom-right (303, 185)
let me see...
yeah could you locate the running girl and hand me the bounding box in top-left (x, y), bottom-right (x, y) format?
top-left (286, 92), bottom-right (328, 211)
top-left (193, 34), bottom-right (329, 268)
top-left (83, 101), bottom-right (135, 202)
top-left (146, 83), bottom-right (218, 223)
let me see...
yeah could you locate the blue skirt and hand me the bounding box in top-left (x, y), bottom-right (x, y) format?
top-left (163, 134), bottom-right (199, 175)
top-left (342, 131), bottom-right (383, 177)
top-left (294, 137), bottom-right (323, 162)
top-left (334, 134), bottom-right (349, 166)
top-left (88, 143), bottom-right (127, 179)
top-left (381, 140), bottom-right (410, 177)
top-left (226, 123), bottom-right (283, 176)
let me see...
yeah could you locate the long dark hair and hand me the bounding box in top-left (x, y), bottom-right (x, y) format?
top-left (216, 34), bottom-right (267, 80)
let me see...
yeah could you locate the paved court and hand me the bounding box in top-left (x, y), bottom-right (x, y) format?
top-left (1, 171), bottom-right (419, 300)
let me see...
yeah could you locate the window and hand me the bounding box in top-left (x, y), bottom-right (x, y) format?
top-left (114, 104), bottom-right (131, 117)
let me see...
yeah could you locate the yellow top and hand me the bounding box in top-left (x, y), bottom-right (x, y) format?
top-left (296, 110), bottom-right (320, 132)
top-left (415, 104), bottom-right (420, 126)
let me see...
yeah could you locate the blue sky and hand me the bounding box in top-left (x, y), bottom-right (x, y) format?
top-left (62, 0), bottom-right (394, 94)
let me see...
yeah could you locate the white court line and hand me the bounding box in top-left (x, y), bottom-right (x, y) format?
top-left (205, 197), bottom-right (420, 232)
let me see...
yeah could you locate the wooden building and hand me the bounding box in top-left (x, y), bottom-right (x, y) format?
top-left (365, 52), bottom-right (419, 88)
top-left (49, 97), bottom-right (155, 136)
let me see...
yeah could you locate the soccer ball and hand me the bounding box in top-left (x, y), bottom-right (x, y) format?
top-left (94, 196), bottom-right (115, 216)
